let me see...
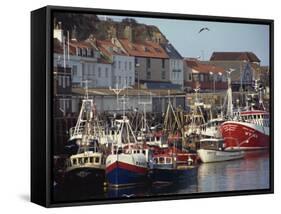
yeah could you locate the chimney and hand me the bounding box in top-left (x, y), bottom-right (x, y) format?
top-left (58, 22), bottom-right (62, 29)
top-left (71, 25), bottom-right (77, 41)
top-left (124, 25), bottom-right (133, 42)
top-left (107, 26), bottom-right (117, 39)
top-left (53, 21), bottom-right (63, 42)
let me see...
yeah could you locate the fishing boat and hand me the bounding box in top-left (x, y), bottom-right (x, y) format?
top-left (200, 117), bottom-right (225, 138)
top-left (149, 147), bottom-right (198, 183)
top-left (65, 148), bottom-right (105, 187)
top-left (220, 110), bottom-right (269, 150)
top-left (220, 73), bottom-right (269, 150)
top-left (65, 82), bottom-right (106, 154)
top-left (105, 116), bottom-right (149, 187)
top-left (64, 86), bottom-right (106, 187)
top-left (197, 138), bottom-right (245, 163)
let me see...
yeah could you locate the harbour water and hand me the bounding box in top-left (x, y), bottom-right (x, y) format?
top-left (53, 151), bottom-right (269, 202)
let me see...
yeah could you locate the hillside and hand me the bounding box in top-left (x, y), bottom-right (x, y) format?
top-left (54, 12), bottom-right (168, 43)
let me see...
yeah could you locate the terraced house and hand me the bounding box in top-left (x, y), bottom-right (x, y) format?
top-left (118, 38), bottom-right (170, 86)
top-left (95, 38), bottom-right (135, 88)
top-left (53, 39), bottom-right (113, 89)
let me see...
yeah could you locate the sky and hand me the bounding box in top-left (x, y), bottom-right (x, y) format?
top-left (99, 15), bottom-right (270, 66)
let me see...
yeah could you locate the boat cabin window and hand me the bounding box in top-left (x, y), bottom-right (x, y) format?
top-left (89, 157), bottom-right (93, 163)
top-left (154, 158), bottom-right (158, 164)
top-left (73, 159), bottom-right (77, 165)
top-left (159, 157), bottom-right (165, 164)
top-left (95, 157), bottom-right (100, 163)
top-left (84, 158), bottom-right (88, 163)
top-left (166, 158), bottom-right (172, 164)
top-left (142, 150), bottom-right (146, 155)
top-left (78, 158), bottom-right (83, 164)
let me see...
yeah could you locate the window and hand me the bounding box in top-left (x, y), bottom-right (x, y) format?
top-left (87, 64), bottom-right (91, 76)
top-left (135, 57), bottom-right (138, 66)
top-left (119, 76), bottom-right (121, 85)
top-left (129, 61), bottom-right (132, 70)
top-left (73, 159), bottom-right (77, 165)
top-left (84, 158), bottom-right (88, 163)
top-left (98, 67), bottom-right (101, 78)
top-left (92, 64), bottom-right (96, 76)
top-left (81, 48), bottom-right (85, 56)
top-left (89, 157), bottom-right (93, 163)
top-left (147, 71), bottom-right (151, 80)
top-left (66, 76), bottom-right (70, 87)
top-left (78, 158), bottom-right (82, 164)
top-left (166, 158), bottom-right (171, 164)
top-left (95, 157), bottom-right (100, 163)
top-left (200, 74), bottom-right (204, 82)
top-left (66, 100), bottom-right (69, 109)
top-left (113, 75), bottom-right (117, 84)
top-left (154, 47), bottom-right (161, 53)
top-left (147, 58), bottom-right (151, 68)
top-left (154, 158), bottom-right (158, 164)
top-left (129, 76), bottom-right (132, 85)
top-left (125, 61), bottom-right (127, 71)
top-left (161, 70), bottom-right (166, 80)
top-left (58, 76), bottom-right (62, 86)
top-left (62, 76), bottom-right (66, 88)
top-left (118, 61), bottom-right (121, 70)
top-left (162, 59), bottom-right (165, 68)
top-left (72, 65), bottom-right (78, 76)
top-left (105, 67), bottom-right (108, 78)
top-left (189, 74), bottom-right (192, 81)
top-left (82, 63), bottom-right (85, 77)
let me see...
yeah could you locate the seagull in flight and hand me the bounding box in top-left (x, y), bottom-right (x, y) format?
top-left (198, 27), bottom-right (210, 33)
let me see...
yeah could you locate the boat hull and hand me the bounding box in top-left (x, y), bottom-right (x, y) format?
top-left (149, 165), bottom-right (198, 182)
top-left (197, 149), bottom-right (244, 163)
top-left (220, 121), bottom-right (269, 150)
top-left (64, 167), bottom-right (105, 188)
top-left (106, 154), bottom-right (148, 187)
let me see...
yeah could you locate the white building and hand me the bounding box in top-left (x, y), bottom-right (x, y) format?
top-left (53, 37), bottom-right (113, 88)
top-left (97, 39), bottom-right (135, 88)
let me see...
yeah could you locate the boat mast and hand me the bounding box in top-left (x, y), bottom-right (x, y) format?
top-left (139, 92), bottom-right (152, 138)
top-left (254, 80), bottom-right (265, 110)
top-left (109, 83), bottom-right (126, 111)
top-left (226, 69), bottom-right (235, 118)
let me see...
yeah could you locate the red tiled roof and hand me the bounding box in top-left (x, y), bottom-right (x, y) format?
top-left (119, 39), bottom-right (169, 59)
top-left (185, 60), bottom-right (225, 74)
top-left (68, 40), bottom-right (94, 55)
top-left (96, 40), bottom-right (127, 57)
top-left (210, 52), bottom-right (260, 62)
top-left (53, 38), bottom-right (94, 55)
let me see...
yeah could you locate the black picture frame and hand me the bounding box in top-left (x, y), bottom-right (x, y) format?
top-left (31, 5), bottom-right (274, 208)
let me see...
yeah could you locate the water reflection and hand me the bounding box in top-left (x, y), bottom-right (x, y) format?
top-left (197, 151), bottom-right (269, 192)
top-left (53, 151), bottom-right (269, 202)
